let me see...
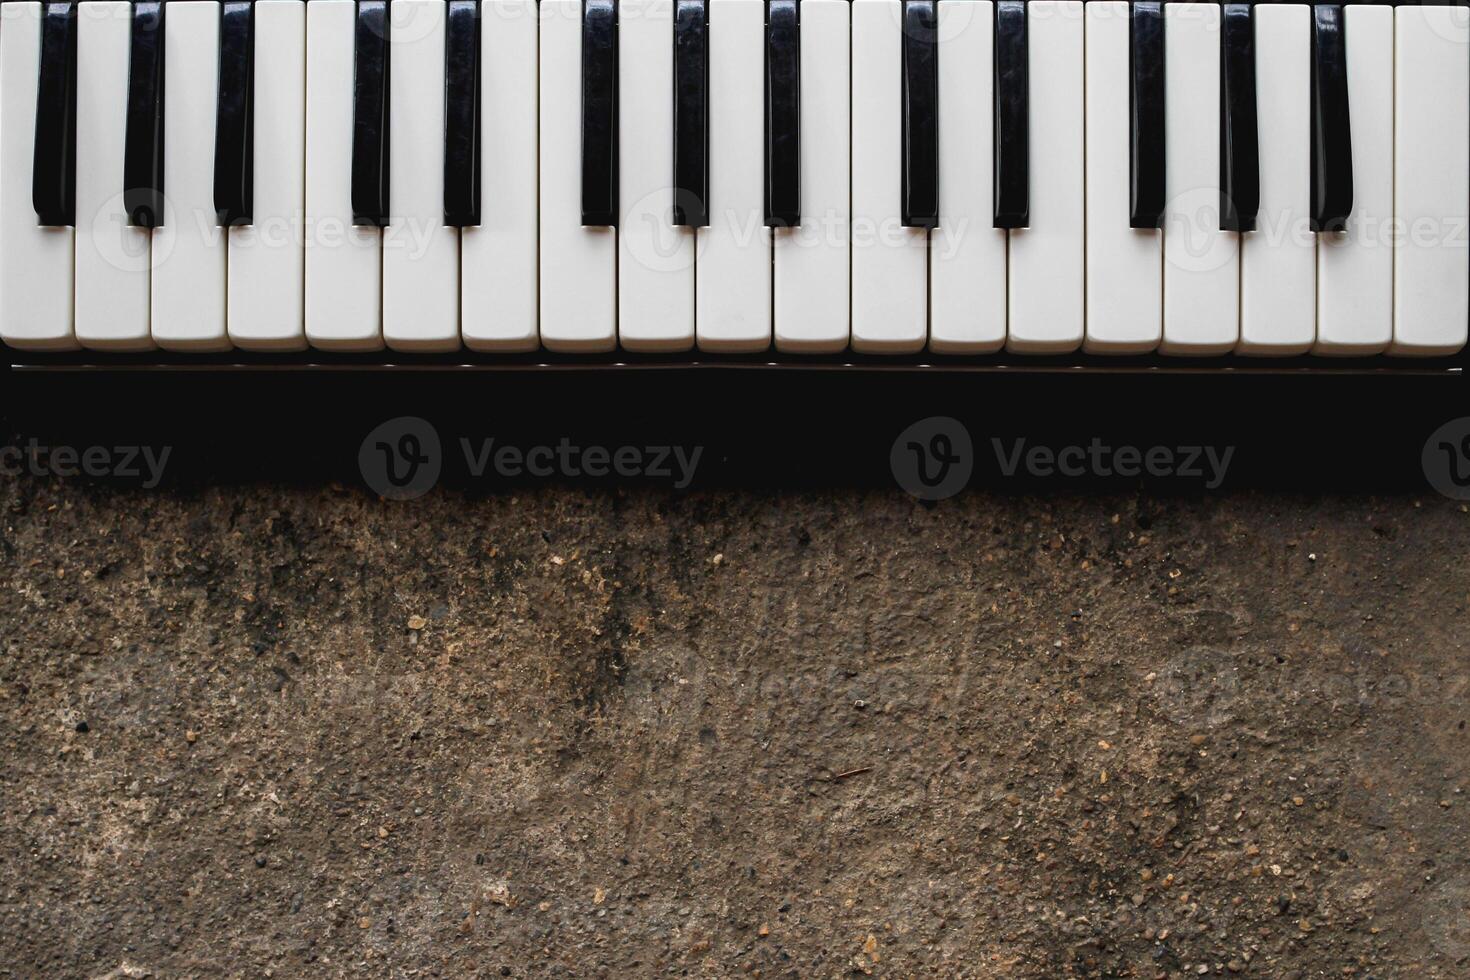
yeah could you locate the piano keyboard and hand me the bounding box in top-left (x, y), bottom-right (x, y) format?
top-left (1, 0), bottom-right (1468, 364)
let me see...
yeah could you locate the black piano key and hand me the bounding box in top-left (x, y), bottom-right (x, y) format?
top-left (901, 0), bottom-right (938, 229)
top-left (993, 0), bottom-right (1027, 229)
top-left (352, 0), bottom-right (391, 227)
top-left (1219, 0), bottom-right (1258, 233)
top-left (124, 0), bottom-right (165, 229)
top-left (672, 0), bottom-right (708, 227)
top-left (764, 0), bottom-right (799, 228)
top-left (33, 0), bottom-right (78, 227)
top-left (444, 0), bottom-right (481, 227)
top-left (213, 0), bottom-right (254, 227)
top-left (1310, 2), bottom-right (1352, 232)
top-left (581, 0), bottom-right (618, 227)
top-left (1129, 0), bottom-right (1165, 229)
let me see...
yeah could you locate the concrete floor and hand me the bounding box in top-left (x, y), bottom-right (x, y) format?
top-left (2, 471), bottom-right (1469, 977)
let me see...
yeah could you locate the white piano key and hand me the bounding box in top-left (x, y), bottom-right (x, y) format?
top-left (1083, 0), bottom-right (1159, 354)
top-left (385, 0), bottom-right (459, 351)
top-left (540, 0), bottom-right (616, 352)
top-left (0, 2), bottom-right (76, 351)
top-left (462, 0), bottom-right (538, 352)
top-left (305, 0), bottom-right (382, 350)
top-left (1161, 2), bottom-right (1237, 355)
top-left (697, 0), bottom-right (769, 353)
top-left (1238, 3), bottom-right (1312, 356)
top-left (1006, 0), bottom-right (1084, 354)
top-left (773, 0), bottom-right (849, 353)
top-left (619, 0), bottom-right (695, 351)
top-left (153, 0), bottom-right (228, 351)
top-left (1393, 5), bottom-right (1469, 357)
top-left (229, 0), bottom-right (306, 351)
top-left (75, 1), bottom-right (151, 351)
top-left (302, 0), bottom-right (379, 351)
top-left (931, 0), bottom-right (1004, 354)
top-left (851, 0), bottom-right (926, 354)
top-left (1315, 4), bottom-right (1391, 356)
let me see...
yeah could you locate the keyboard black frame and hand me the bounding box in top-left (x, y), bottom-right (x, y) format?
top-left (2, 357), bottom-right (1464, 495)
top-left (3, 349), bottom-right (1464, 375)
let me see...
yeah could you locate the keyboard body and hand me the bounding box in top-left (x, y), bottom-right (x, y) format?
top-left (0, 0), bottom-right (1467, 369)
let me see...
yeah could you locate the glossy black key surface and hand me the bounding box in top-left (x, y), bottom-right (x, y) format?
top-left (1311, 2), bottom-right (1352, 232)
top-left (581, 0), bottom-right (618, 226)
top-left (993, 0), bottom-right (1027, 229)
top-left (352, 0), bottom-right (390, 226)
top-left (1220, 1), bottom-right (1258, 233)
top-left (33, 0), bottom-right (77, 227)
top-left (124, 0), bottom-right (165, 229)
top-left (213, 0), bottom-right (254, 227)
top-left (764, 0), bottom-right (799, 227)
top-left (1129, 0), bottom-right (1165, 229)
top-left (902, 0), bottom-right (938, 229)
top-left (673, 0), bottom-right (708, 227)
top-left (444, 0), bottom-right (481, 227)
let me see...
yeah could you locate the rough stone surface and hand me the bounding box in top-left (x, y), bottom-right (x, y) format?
top-left (2, 479), bottom-right (1469, 977)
